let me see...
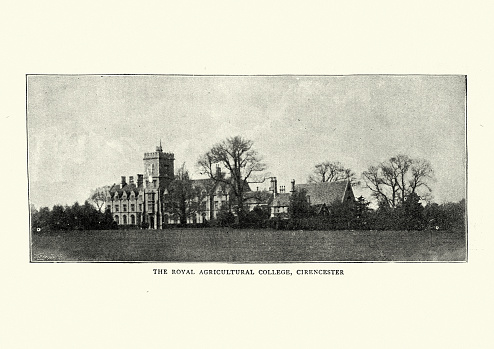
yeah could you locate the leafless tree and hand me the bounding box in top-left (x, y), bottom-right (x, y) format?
top-left (88, 186), bottom-right (110, 212)
top-left (308, 161), bottom-right (359, 185)
top-left (362, 154), bottom-right (433, 208)
top-left (164, 163), bottom-right (203, 224)
top-left (197, 136), bottom-right (266, 222)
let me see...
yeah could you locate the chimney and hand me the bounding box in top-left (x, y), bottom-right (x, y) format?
top-left (270, 177), bottom-right (278, 197)
top-left (216, 165), bottom-right (221, 178)
top-left (129, 176), bottom-right (134, 185)
top-left (121, 176), bottom-right (126, 187)
top-left (291, 179), bottom-right (295, 192)
top-left (137, 174), bottom-right (143, 187)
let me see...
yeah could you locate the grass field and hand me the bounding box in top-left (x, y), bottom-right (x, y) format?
top-left (31, 228), bottom-right (466, 262)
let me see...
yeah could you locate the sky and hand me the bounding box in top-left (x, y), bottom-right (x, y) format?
top-left (27, 75), bottom-right (466, 209)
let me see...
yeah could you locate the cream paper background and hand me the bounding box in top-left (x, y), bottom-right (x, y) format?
top-left (1, 1), bottom-right (492, 348)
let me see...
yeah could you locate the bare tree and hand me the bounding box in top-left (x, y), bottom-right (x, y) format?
top-left (362, 155), bottom-right (433, 208)
top-left (88, 186), bottom-right (110, 212)
top-left (308, 161), bottom-right (359, 185)
top-left (197, 136), bottom-right (266, 223)
top-left (164, 163), bottom-right (203, 224)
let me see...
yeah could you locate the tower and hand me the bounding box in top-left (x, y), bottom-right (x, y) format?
top-left (143, 144), bottom-right (175, 189)
top-left (142, 144), bottom-right (175, 229)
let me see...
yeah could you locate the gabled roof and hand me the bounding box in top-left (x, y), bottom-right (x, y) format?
top-left (271, 193), bottom-right (291, 207)
top-left (109, 182), bottom-right (141, 198)
top-left (295, 180), bottom-right (350, 206)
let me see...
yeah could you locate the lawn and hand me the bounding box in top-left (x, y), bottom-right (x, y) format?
top-left (31, 228), bottom-right (466, 262)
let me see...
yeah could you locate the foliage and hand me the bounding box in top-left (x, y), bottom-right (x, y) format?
top-left (288, 189), bottom-right (312, 219)
top-left (215, 207), bottom-right (236, 227)
top-left (31, 201), bottom-right (116, 233)
top-left (354, 196), bottom-right (373, 230)
top-left (244, 206), bottom-right (271, 228)
top-left (423, 199), bottom-right (465, 231)
top-left (396, 192), bottom-right (426, 230)
top-left (197, 136), bottom-right (266, 223)
top-left (362, 154), bottom-right (433, 208)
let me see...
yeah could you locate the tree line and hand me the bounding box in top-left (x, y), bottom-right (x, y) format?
top-left (54, 135), bottom-right (464, 231)
top-left (283, 190), bottom-right (465, 231)
top-left (31, 201), bottom-right (116, 233)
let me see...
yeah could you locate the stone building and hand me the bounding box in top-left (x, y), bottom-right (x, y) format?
top-left (106, 145), bottom-right (355, 228)
top-left (106, 144), bottom-right (174, 229)
top-left (105, 145), bottom-right (256, 228)
top-left (270, 178), bottom-right (355, 218)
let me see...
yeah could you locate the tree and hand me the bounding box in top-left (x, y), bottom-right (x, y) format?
top-left (88, 186), bottom-right (110, 212)
top-left (288, 189), bottom-right (312, 219)
top-left (354, 196), bottom-right (373, 229)
top-left (197, 136), bottom-right (266, 224)
top-left (397, 192), bottom-right (425, 230)
top-left (308, 161), bottom-right (359, 185)
top-left (165, 163), bottom-right (202, 225)
top-left (362, 154), bottom-right (433, 208)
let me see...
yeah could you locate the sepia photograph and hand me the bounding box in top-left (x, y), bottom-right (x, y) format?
top-left (28, 74), bottom-right (467, 262)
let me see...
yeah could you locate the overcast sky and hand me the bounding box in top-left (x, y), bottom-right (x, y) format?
top-left (27, 75), bottom-right (466, 208)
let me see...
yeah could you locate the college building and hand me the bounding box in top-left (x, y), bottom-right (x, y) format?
top-left (105, 145), bottom-right (355, 228)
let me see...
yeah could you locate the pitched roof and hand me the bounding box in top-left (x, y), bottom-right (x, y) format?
top-left (109, 183), bottom-right (141, 198)
top-left (244, 190), bottom-right (273, 205)
top-left (271, 193), bottom-right (291, 207)
top-left (190, 178), bottom-right (251, 195)
top-left (295, 180), bottom-right (350, 206)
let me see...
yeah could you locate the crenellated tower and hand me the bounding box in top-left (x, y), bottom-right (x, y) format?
top-left (143, 143), bottom-right (175, 189)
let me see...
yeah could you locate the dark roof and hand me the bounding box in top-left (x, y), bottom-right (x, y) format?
top-left (109, 182), bottom-right (141, 198)
top-left (244, 190), bottom-right (273, 205)
top-left (295, 180), bottom-right (350, 206)
top-left (190, 178), bottom-right (217, 193)
top-left (271, 193), bottom-right (291, 207)
top-left (190, 178), bottom-right (251, 195)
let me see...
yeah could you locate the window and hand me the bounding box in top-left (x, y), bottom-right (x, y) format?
top-left (114, 215), bottom-right (119, 222)
top-left (107, 205), bottom-right (111, 211)
top-left (123, 204), bottom-right (127, 212)
top-left (131, 204), bottom-right (135, 211)
top-left (139, 204), bottom-right (143, 211)
top-left (148, 203), bottom-right (154, 212)
top-left (131, 215), bottom-right (135, 225)
top-left (115, 205), bottom-right (119, 212)
top-left (123, 215), bottom-right (127, 224)
top-left (214, 201), bottom-right (219, 210)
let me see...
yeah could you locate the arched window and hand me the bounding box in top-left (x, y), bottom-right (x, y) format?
top-left (123, 215), bottom-right (127, 224)
top-left (114, 215), bottom-right (119, 223)
top-left (130, 215), bottom-right (135, 225)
